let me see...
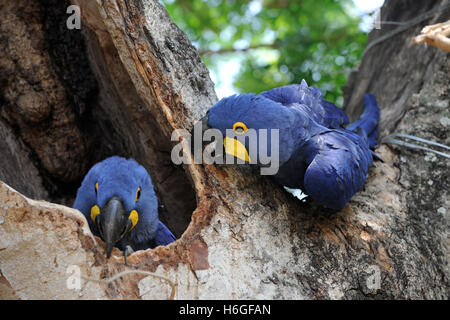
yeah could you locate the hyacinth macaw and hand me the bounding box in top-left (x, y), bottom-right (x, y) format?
top-left (73, 156), bottom-right (175, 261)
top-left (202, 80), bottom-right (380, 210)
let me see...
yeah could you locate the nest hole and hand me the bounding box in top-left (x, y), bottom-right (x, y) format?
top-left (0, 0), bottom-right (197, 240)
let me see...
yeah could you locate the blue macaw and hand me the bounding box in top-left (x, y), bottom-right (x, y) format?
top-left (73, 156), bottom-right (175, 261)
top-left (202, 80), bottom-right (380, 210)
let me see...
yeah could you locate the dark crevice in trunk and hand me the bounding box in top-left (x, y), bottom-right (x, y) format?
top-left (0, 0), bottom-right (196, 239)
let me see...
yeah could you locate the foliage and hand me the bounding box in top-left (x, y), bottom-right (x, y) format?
top-left (161, 0), bottom-right (367, 105)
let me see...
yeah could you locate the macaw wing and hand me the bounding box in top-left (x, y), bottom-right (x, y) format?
top-left (154, 221), bottom-right (176, 247)
top-left (259, 80), bottom-right (349, 128)
top-left (303, 131), bottom-right (373, 210)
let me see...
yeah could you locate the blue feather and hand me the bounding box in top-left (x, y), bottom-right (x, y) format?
top-left (207, 80), bottom-right (380, 210)
top-left (346, 94), bottom-right (380, 148)
top-left (260, 80), bottom-right (350, 128)
top-left (155, 221), bottom-right (177, 247)
top-left (73, 156), bottom-right (176, 253)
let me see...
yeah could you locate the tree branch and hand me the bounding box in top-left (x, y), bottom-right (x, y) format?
top-left (198, 42), bottom-right (279, 56)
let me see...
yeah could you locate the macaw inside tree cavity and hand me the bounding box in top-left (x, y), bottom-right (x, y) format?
top-left (73, 80), bottom-right (379, 259)
top-left (73, 156), bottom-right (176, 261)
top-left (202, 80), bottom-right (380, 210)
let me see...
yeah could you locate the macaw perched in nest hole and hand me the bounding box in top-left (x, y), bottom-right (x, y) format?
top-left (201, 80), bottom-right (380, 211)
top-left (73, 156), bottom-right (176, 263)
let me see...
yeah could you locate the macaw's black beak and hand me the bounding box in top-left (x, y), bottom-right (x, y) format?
top-left (189, 111), bottom-right (210, 138)
top-left (96, 196), bottom-right (131, 258)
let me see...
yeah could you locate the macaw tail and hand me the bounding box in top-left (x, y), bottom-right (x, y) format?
top-left (347, 93), bottom-right (380, 148)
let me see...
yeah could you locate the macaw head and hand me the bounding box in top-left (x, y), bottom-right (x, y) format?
top-left (201, 93), bottom-right (298, 167)
top-left (73, 156), bottom-right (158, 257)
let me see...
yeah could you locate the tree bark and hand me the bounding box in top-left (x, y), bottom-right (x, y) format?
top-left (0, 0), bottom-right (448, 299)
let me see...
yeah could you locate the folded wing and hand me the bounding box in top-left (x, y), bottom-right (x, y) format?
top-left (259, 80), bottom-right (349, 129)
top-left (155, 220), bottom-right (176, 247)
top-left (303, 131), bottom-right (373, 210)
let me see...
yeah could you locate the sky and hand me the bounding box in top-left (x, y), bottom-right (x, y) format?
top-left (211, 0), bottom-right (385, 99)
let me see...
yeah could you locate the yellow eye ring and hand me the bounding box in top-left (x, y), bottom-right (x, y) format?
top-left (129, 210), bottom-right (139, 231)
top-left (233, 122), bottom-right (248, 135)
top-left (136, 187), bottom-right (141, 202)
top-left (95, 182), bottom-right (99, 193)
top-left (90, 205), bottom-right (100, 224)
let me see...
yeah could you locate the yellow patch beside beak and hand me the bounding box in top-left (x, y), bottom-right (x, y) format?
top-left (90, 205), bottom-right (100, 223)
top-left (223, 137), bottom-right (251, 162)
top-left (129, 210), bottom-right (139, 231)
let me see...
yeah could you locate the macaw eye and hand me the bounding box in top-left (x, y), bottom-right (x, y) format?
top-left (233, 122), bottom-right (248, 135)
top-left (136, 187), bottom-right (141, 202)
top-left (95, 182), bottom-right (98, 195)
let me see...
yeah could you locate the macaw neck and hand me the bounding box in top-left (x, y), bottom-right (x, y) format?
top-left (136, 208), bottom-right (158, 231)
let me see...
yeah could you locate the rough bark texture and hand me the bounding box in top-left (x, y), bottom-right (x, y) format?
top-left (0, 0), bottom-right (448, 299)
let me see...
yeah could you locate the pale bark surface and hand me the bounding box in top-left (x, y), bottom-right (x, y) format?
top-left (0, 0), bottom-right (448, 299)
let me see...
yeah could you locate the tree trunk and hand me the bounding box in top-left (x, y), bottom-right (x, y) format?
top-left (0, 0), bottom-right (448, 299)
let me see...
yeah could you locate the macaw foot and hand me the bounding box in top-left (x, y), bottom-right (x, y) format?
top-left (124, 245), bottom-right (134, 265)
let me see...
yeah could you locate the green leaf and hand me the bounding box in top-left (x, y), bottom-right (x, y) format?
top-left (161, 0), bottom-right (367, 105)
